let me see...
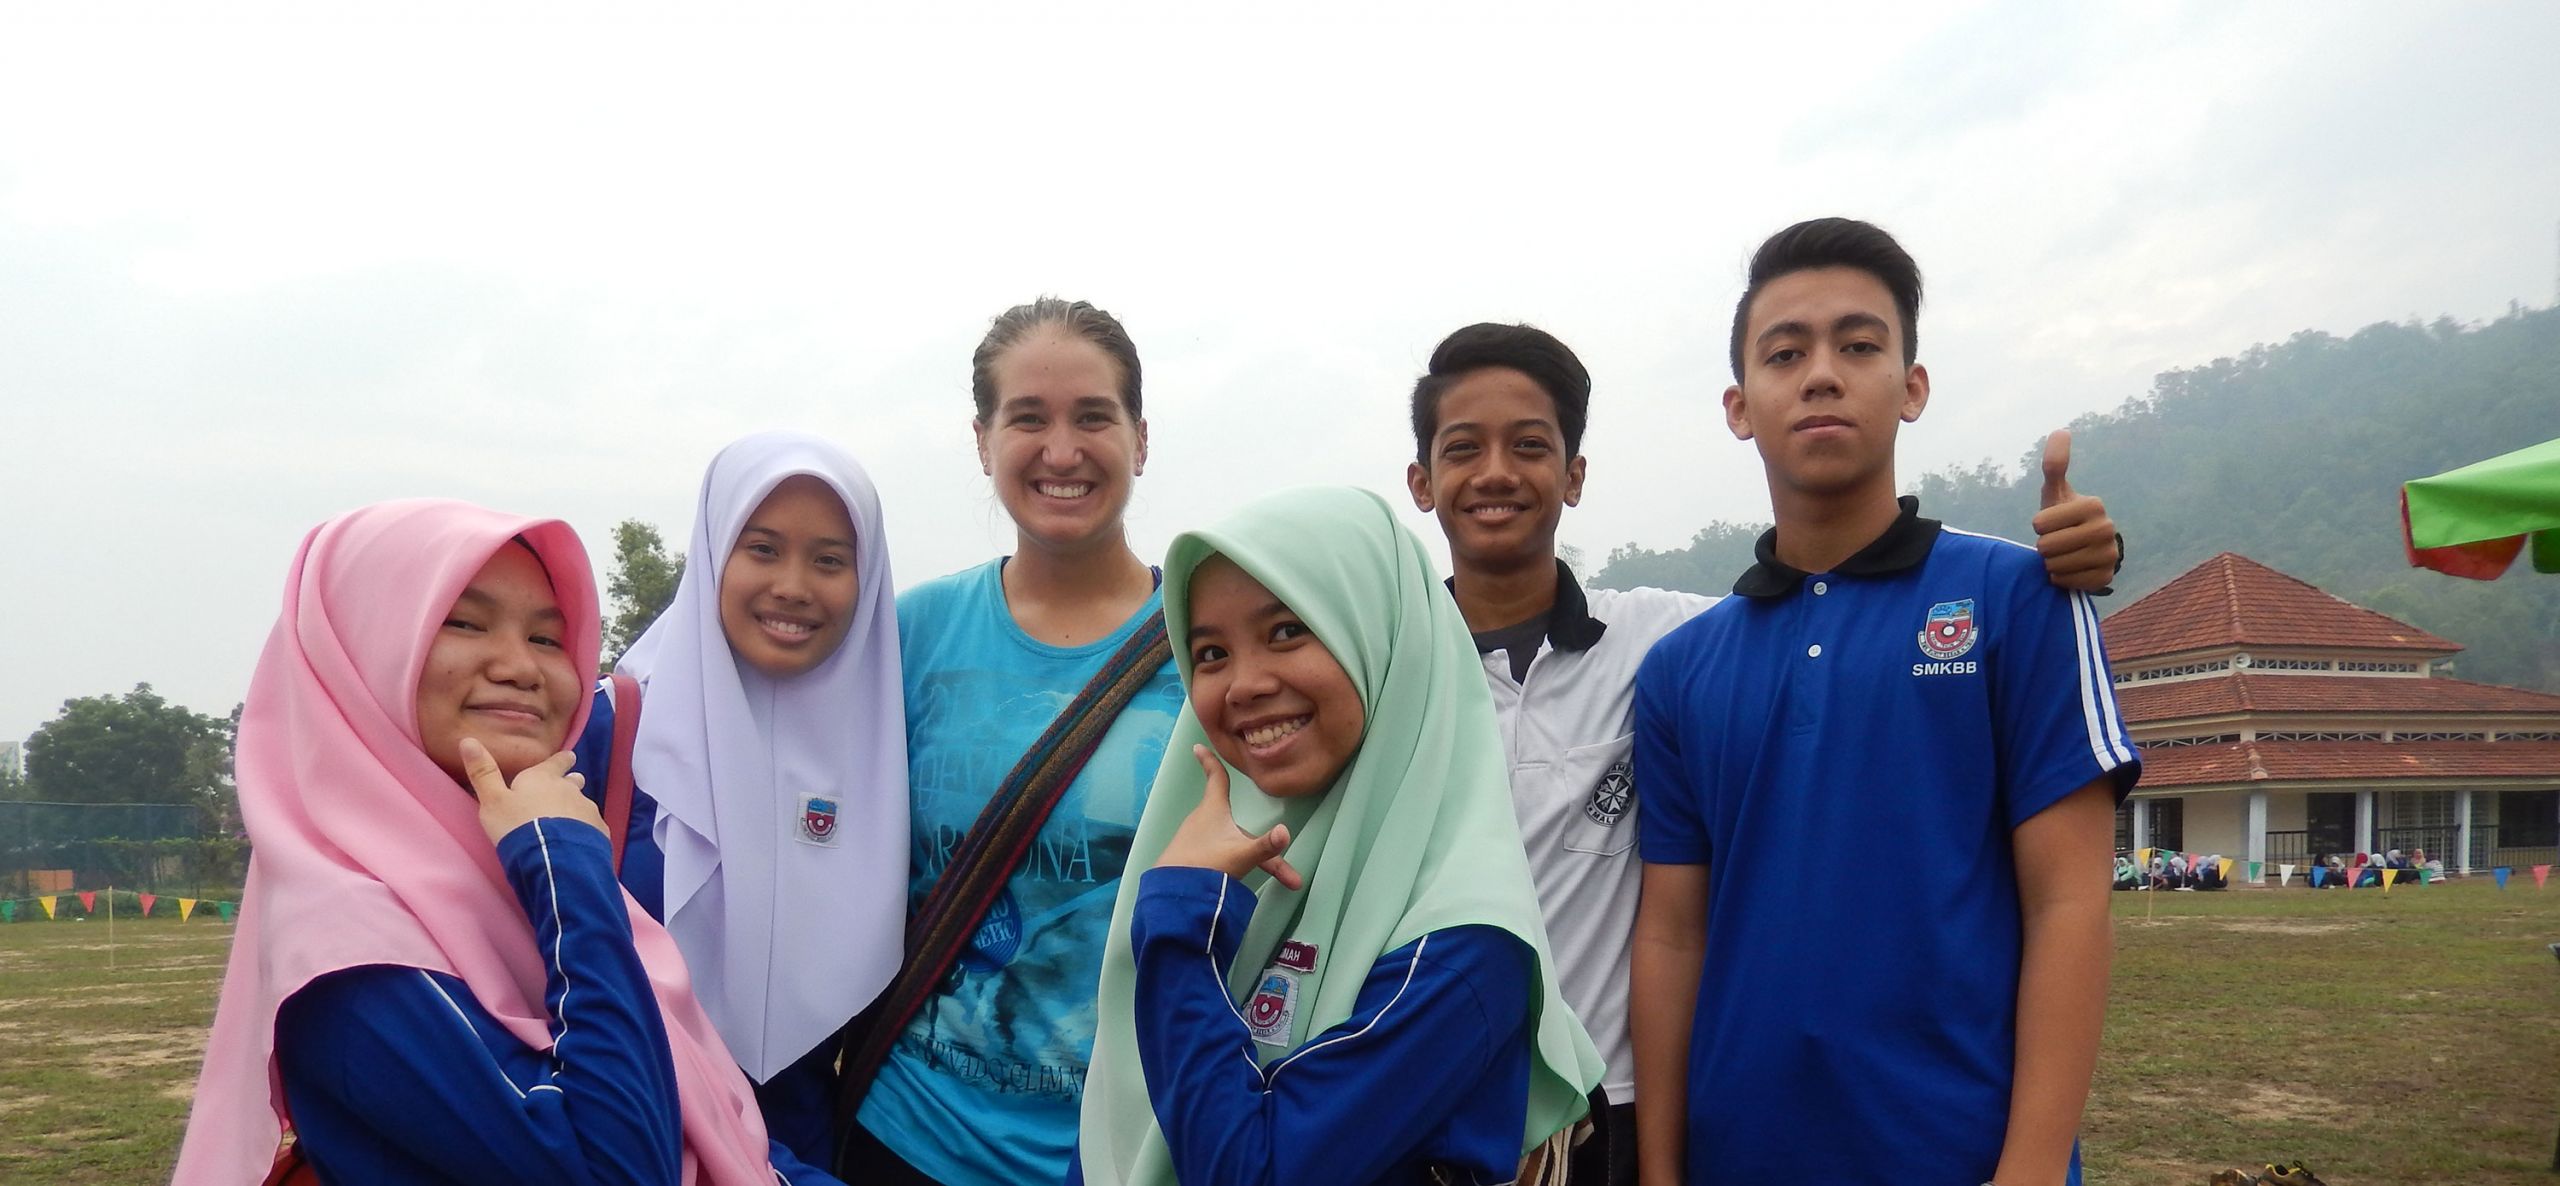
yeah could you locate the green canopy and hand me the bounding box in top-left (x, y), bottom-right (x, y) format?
top-left (2402, 437), bottom-right (2560, 579)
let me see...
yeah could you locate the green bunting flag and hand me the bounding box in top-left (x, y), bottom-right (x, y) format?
top-left (1, 900), bottom-right (14, 923)
top-left (215, 901), bottom-right (236, 922)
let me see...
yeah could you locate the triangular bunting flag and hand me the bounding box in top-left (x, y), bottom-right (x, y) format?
top-left (2218, 858), bottom-right (2234, 881)
top-left (138, 893), bottom-right (156, 917)
top-left (2493, 867), bottom-right (2512, 890)
top-left (2248, 861), bottom-right (2262, 881)
top-left (216, 902), bottom-right (236, 922)
top-left (77, 891), bottom-right (96, 913)
top-left (40, 896), bottom-right (60, 919)
top-left (2310, 867), bottom-right (2327, 888)
top-left (2278, 864), bottom-right (2295, 887)
top-left (2136, 847), bottom-right (2153, 868)
top-left (1, 900), bottom-right (15, 922)
top-left (2382, 868), bottom-right (2400, 891)
top-left (178, 898), bottom-right (198, 921)
top-left (2536, 865), bottom-right (2552, 890)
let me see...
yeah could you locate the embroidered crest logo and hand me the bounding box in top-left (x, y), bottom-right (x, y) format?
top-left (1246, 969), bottom-right (1299, 1047)
top-left (797, 793), bottom-right (840, 846)
top-left (1586, 759), bottom-right (1633, 826)
top-left (1918, 599), bottom-right (1978, 661)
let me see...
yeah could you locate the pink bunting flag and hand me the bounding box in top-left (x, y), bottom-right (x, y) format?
top-left (2536, 865), bottom-right (2552, 890)
top-left (138, 893), bottom-right (156, 917)
top-left (77, 891), bottom-right (96, 913)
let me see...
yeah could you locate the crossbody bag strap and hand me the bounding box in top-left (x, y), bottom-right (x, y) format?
top-left (604, 673), bottom-right (642, 874)
top-left (832, 611), bottom-right (1171, 1162)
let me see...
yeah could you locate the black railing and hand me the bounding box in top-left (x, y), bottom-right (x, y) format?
top-left (2263, 830), bottom-right (2309, 866)
top-left (2376, 825), bottom-right (2461, 863)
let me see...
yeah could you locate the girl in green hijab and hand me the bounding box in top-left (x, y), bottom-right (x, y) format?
top-left (1075, 486), bottom-right (1605, 1186)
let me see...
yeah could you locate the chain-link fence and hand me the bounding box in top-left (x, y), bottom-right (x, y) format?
top-left (1, 799), bottom-right (245, 899)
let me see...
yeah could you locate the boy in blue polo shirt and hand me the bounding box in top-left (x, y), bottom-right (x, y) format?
top-left (1629, 218), bottom-right (2139, 1186)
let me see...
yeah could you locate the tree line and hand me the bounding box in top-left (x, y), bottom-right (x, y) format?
top-left (1593, 304), bottom-right (2560, 692)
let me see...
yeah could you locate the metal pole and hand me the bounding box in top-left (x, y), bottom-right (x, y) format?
top-left (2550, 942), bottom-right (2559, 1173)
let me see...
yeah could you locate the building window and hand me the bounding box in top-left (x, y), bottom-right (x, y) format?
top-left (2500, 789), bottom-right (2559, 848)
top-left (2146, 798), bottom-right (2184, 852)
top-left (2115, 800), bottom-right (2134, 852)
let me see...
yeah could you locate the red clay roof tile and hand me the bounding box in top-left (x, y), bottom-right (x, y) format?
top-left (2101, 552), bottom-right (2458, 661)
top-left (2117, 673), bottom-right (2560, 723)
top-left (2137, 739), bottom-right (2560, 788)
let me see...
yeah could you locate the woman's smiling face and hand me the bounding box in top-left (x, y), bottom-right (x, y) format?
top-left (416, 543), bottom-right (583, 784)
top-left (1182, 555), bottom-right (1365, 799)
top-left (718, 475), bottom-right (860, 678)
top-left (974, 328), bottom-right (1148, 556)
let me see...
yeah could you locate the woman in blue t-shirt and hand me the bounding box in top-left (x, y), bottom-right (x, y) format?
top-left (840, 298), bottom-right (1183, 1186)
top-left (572, 430), bottom-right (911, 1165)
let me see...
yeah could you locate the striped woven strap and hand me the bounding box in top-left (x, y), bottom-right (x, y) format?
top-left (833, 611), bottom-right (1172, 1158)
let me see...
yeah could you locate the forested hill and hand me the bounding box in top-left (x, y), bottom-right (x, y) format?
top-left (1590, 305), bottom-right (2560, 692)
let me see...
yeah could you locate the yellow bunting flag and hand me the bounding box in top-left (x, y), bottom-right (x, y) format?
top-left (2136, 848), bottom-right (2153, 867)
top-left (2218, 858), bottom-right (2233, 881)
top-left (40, 896), bottom-right (59, 919)
top-left (178, 898), bottom-right (198, 921)
top-left (2381, 868), bottom-right (2400, 891)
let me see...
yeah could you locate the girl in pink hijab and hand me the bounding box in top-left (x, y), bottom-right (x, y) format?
top-left (172, 499), bottom-right (841, 1185)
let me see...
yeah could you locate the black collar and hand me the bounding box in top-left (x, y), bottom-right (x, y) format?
top-left (1731, 495), bottom-right (1943, 599)
top-left (1445, 559), bottom-right (1610, 653)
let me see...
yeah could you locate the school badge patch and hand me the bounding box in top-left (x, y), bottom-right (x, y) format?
top-left (1586, 759), bottom-right (1633, 826)
top-left (1246, 969), bottom-right (1300, 1047)
top-left (796, 793), bottom-right (840, 846)
top-left (1918, 599), bottom-right (1978, 661)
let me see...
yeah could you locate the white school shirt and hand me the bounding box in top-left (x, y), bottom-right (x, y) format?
top-left (1472, 566), bottom-right (1714, 1102)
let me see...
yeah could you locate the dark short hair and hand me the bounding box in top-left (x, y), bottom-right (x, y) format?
top-left (1409, 323), bottom-right (1592, 463)
top-left (1728, 218), bottom-right (1923, 380)
top-left (969, 297), bottom-right (1144, 421)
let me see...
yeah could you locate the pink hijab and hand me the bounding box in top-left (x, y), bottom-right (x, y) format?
top-left (174, 500), bottom-right (776, 1186)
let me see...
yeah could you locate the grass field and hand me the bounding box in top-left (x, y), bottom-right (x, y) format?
top-left (2, 882), bottom-right (2556, 1184)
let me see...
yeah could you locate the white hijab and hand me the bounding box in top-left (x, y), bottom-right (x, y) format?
top-left (617, 430), bottom-right (909, 1082)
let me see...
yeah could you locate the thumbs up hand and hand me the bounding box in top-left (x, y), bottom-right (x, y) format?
top-left (2032, 429), bottom-right (2121, 591)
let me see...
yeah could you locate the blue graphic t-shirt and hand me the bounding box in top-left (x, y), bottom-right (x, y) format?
top-left (857, 559), bottom-right (1182, 1186)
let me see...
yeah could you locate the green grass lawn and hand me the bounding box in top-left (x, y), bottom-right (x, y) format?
top-left (2090, 879), bottom-right (2560, 1185)
top-left (1, 882), bottom-right (2555, 1184)
top-left (0, 912), bottom-right (230, 1185)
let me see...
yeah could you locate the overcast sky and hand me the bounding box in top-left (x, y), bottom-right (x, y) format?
top-left (5, 3), bottom-right (2558, 752)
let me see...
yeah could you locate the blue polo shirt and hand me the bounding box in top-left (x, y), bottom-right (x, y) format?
top-left (1635, 497), bottom-right (2138, 1185)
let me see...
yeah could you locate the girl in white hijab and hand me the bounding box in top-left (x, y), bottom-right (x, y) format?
top-left (576, 430), bottom-right (908, 1163)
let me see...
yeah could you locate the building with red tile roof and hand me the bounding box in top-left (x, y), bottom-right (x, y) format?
top-left (2104, 553), bottom-right (2560, 880)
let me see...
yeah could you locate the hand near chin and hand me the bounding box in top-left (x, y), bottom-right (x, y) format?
top-left (460, 737), bottom-right (607, 846)
top-left (1156, 745), bottom-right (1304, 890)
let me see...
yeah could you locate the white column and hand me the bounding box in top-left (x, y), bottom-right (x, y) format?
top-left (2355, 789), bottom-right (2377, 856)
top-left (2455, 789), bottom-right (2474, 877)
top-left (2131, 797), bottom-right (2150, 854)
top-left (2246, 789), bottom-right (2270, 884)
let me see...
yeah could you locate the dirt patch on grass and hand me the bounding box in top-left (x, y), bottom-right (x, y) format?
top-left (2227, 1083), bottom-right (2350, 1125)
top-left (2125, 1082), bottom-right (2349, 1129)
top-left (2209, 918), bottom-right (2364, 936)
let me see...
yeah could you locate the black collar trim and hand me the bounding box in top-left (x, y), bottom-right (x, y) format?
top-left (1731, 495), bottom-right (1943, 599)
top-left (1444, 559), bottom-right (1609, 653)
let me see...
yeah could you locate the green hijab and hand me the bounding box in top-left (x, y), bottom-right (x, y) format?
top-left (1077, 486), bottom-right (1604, 1186)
